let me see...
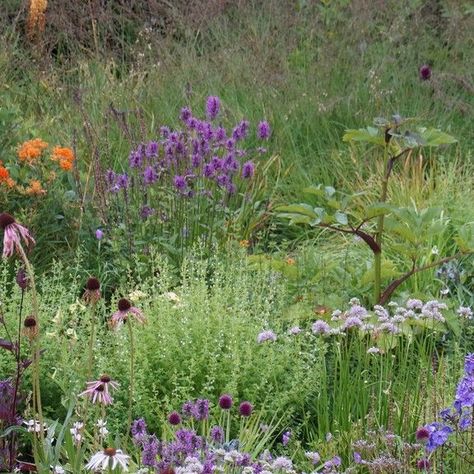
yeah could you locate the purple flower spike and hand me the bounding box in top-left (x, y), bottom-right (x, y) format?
top-left (174, 175), bottom-right (187, 191)
top-left (282, 431), bottom-right (291, 446)
top-left (206, 96), bottom-right (221, 120)
top-left (180, 107), bottom-right (192, 122)
top-left (257, 121), bottom-right (271, 140)
top-left (242, 161), bottom-right (255, 179)
top-left (143, 166), bottom-right (158, 185)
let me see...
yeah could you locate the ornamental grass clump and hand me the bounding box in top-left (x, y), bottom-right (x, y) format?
top-left (101, 96), bottom-right (273, 263)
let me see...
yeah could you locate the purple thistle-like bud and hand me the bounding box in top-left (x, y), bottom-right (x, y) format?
top-left (16, 268), bottom-right (29, 290)
top-left (173, 175), bottom-right (187, 191)
top-left (241, 161), bottom-right (255, 179)
top-left (216, 174), bottom-right (230, 188)
top-left (257, 121), bottom-right (271, 140)
top-left (129, 149), bottom-right (143, 168)
top-left (206, 96), bottom-right (221, 120)
top-left (232, 120), bottom-right (249, 141)
top-left (192, 399), bottom-right (209, 421)
top-left (417, 459), bottom-right (430, 471)
top-left (203, 163), bottom-right (214, 178)
top-left (143, 166), bottom-right (158, 185)
top-left (226, 138), bottom-right (235, 151)
top-left (215, 126), bottom-right (226, 141)
top-left (168, 411), bottom-right (182, 426)
top-left (226, 182), bottom-right (237, 195)
top-left (218, 394), bottom-right (233, 410)
top-left (182, 401), bottom-right (194, 418)
top-left (116, 174), bottom-right (129, 189)
top-left (140, 206), bottom-right (155, 220)
top-left (95, 229), bottom-right (104, 240)
top-left (180, 107), bottom-right (192, 122)
top-left (239, 401), bottom-right (253, 417)
top-left (160, 126), bottom-right (170, 138)
top-left (105, 169), bottom-right (116, 185)
top-left (419, 64), bottom-right (432, 81)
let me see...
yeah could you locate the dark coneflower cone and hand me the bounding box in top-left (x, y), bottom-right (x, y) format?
top-left (0, 213), bottom-right (15, 230)
top-left (24, 316), bottom-right (37, 328)
top-left (86, 277), bottom-right (100, 291)
top-left (100, 374), bottom-right (111, 383)
top-left (104, 447), bottom-right (116, 456)
top-left (118, 298), bottom-right (132, 311)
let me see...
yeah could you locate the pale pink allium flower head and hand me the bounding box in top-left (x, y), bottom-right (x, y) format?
top-left (0, 213), bottom-right (35, 258)
top-left (110, 298), bottom-right (146, 330)
top-left (79, 374), bottom-right (119, 405)
top-left (86, 447), bottom-right (129, 471)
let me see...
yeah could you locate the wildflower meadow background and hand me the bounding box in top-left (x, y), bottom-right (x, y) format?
top-left (0, 1), bottom-right (473, 473)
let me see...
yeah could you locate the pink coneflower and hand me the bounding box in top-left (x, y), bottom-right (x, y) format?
top-left (85, 447), bottom-right (130, 471)
top-left (0, 213), bottom-right (35, 258)
top-left (79, 375), bottom-right (119, 405)
top-left (110, 298), bottom-right (146, 330)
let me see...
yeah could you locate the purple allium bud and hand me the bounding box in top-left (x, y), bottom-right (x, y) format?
top-left (282, 431), bottom-right (291, 446)
top-left (16, 268), bottom-right (29, 290)
top-left (419, 64), bottom-right (432, 81)
top-left (168, 411), bottom-right (182, 426)
top-left (180, 107), bottom-right (192, 122)
top-left (218, 394), bottom-right (233, 410)
top-left (257, 121), bottom-right (271, 140)
top-left (241, 161), bottom-right (255, 179)
top-left (210, 425), bottom-right (224, 443)
top-left (95, 229), bottom-right (104, 240)
top-left (206, 96), bottom-right (221, 120)
top-left (143, 166), bottom-right (158, 185)
top-left (239, 401), bottom-right (253, 417)
top-left (312, 320), bottom-right (331, 335)
top-left (417, 459), bottom-right (430, 470)
top-left (173, 175), bottom-right (187, 191)
top-left (416, 427), bottom-right (430, 443)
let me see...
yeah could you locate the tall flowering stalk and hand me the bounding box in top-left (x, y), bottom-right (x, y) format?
top-left (0, 213), bottom-right (43, 441)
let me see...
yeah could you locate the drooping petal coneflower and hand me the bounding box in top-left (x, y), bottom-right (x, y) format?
top-left (79, 374), bottom-right (119, 406)
top-left (85, 447), bottom-right (130, 471)
top-left (109, 298), bottom-right (146, 330)
top-left (0, 213), bottom-right (35, 259)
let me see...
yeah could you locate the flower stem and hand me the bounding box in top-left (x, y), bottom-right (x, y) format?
top-left (127, 321), bottom-right (135, 431)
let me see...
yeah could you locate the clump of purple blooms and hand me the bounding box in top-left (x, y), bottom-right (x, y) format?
top-left (103, 96), bottom-right (271, 255)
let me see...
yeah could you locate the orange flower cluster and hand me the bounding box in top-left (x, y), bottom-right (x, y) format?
top-left (26, 179), bottom-right (46, 196)
top-left (18, 138), bottom-right (48, 163)
top-left (51, 146), bottom-right (75, 171)
top-left (27, 0), bottom-right (48, 40)
top-left (0, 161), bottom-right (15, 188)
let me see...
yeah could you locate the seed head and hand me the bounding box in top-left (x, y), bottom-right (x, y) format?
top-left (118, 298), bottom-right (131, 312)
top-left (104, 447), bottom-right (117, 457)
top-left (239, 401), bottom-right (253, 417)
top-left (24, 316), bottom-right (37, 328)
top-left (218, 394), bottom-right (233, 410)
top-left (100, 375), bottom-right (111, 383)
top-left (168, 411), bottom-right (182, 425)
top-left (16, 268), bottom-right (29, 290)
top-left (416, 427), bottom-right (430, 443)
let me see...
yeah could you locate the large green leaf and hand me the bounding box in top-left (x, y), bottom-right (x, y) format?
top-left (417, 128), bottom-right (457, 147)
top-left (343, 127), bottom-right (386, 146)
top-left (275, 203), bottom-right (317, 218)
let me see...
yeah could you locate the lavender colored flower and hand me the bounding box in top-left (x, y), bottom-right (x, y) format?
top-left (79, 375), bottom-right (119, 406)
top-left (216, 174), bottom-right (230, 188)
top-left (257, 330), bottom-right (277, 343)
top-left (105, 169), bottom-right (116, 185)
top-left (168, 412), bottom-right (182, 425)
top-left (232, 120), bottom-right (249, 141)
top-left (305, 452), bottom-right (321, 465)
top-left (129, 149), bottom-right (143, 168)
top-left (192, 153), bottom-right (202, 168)
top-left (241, 161), bottom-right (255, 179)
top-left (239, 401), bottom-right (253, 417)
top-left (288, 326), bottom-right (302, 335)
top-left (95, 229), bottom-right (104, 240)
top-left (131, 418), bottom-right (148, 445)
top-left (342, 316), bottom-right (363, 330)
top-left (354, 452), bottom-right (363, 464)
top-left (203, 163), bottom-right (215, 178)
top-left (180, 107), bottom-right (192, 122)
top-left (215, 126), bottom-right (226, 141)
top-left (282, 431), bottom-right (291, 446)
top-left (419, 64), bottom-right (432, 80)
top-left (116, 174), bottom-right (129, 189)
top-left (458, 306), bottom-right (473, 319)
top-left (367, 347), bottom-right (381, 354)
top-left (219, 394), bottom-right (233, 410)
top-left (415, 427), bottom-right (430, 443)
top-left (142, 434), bottom-right (159, 467)
top-left (174, 175), bottom-right (187, 191)
top-left (143, 166), bottom-right (158, 185)
top-left (257, 121), bottom-right (271, 140)
top-left (210, 425), bottom-right (224, 443)
top-left (426, 422), bottom-right (452, 452)
top-left (272, 457), bottom-right (293, 471)
top-left (0, 213), bottom-right (36, 259)
top-left (140, 206), bottom-right (155, 220)
top-left (182, 401), bottom-right (194, 418)
top-left (192, 399), bottom-right (210, 421)
top-left (226, 183), bottom-right (237, 195)
top-left (206, 96), bottom-right (221, 120)
top-left (312, 320), bottom-right (331, 335)
top-left (145, 141), bottom-right (158, 158)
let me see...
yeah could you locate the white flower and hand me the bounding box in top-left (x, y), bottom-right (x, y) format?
top-left (86, 448), bottom-right (129, 471)
top-left (458, 306), bottom-right (473, 320)
top-left (129, 290), bottom-right (148, 302)
top-left (97, 419), bottom-right (109, 437)
top-left (53, 466), bottom-right (65, 474)
top-left (24, 419), bottom-right (46, 433)
top-left (431, 246), bottom-right (439, 255)
top-left (163, 291), bottom-right (180, 302)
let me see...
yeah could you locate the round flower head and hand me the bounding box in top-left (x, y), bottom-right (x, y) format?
top-left (23, 315), bottom-right (38, 341)
top-left (219, 394), bottom-right (233, 410)
top-left (239, 401), bottom-right (253, 417)
top-left (95, 229), bottom-right (104, 240)
top-left (85, 447), bottom-right (130, 471)
top-left (110, 298), bottom-right (146, 330)
top-left (416, 427), bottom-right (430, 443)
top-left (16, 268), bottom-right (29, 290)
top-left (417, 458), bottom-right (430, 471)
top-left (168, 411), bottom-right (182, 426)
top-left (419, 64), bottom-right (432, 80)
top-left (0, 213), bottom-right (35, 259)
top-left (79, 375), bottom-right (119, 405)
top-left (83, 277), bottom-right (101, 305)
